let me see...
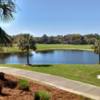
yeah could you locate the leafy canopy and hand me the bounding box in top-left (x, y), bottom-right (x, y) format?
top-left (18, 34), bottom-right (36, 51)
top-left (0, 0), bottom-right (15, 21)
top-left (93, 40), bottom-right (100, 54)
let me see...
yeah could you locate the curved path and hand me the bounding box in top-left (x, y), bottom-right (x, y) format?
top-left (0, 67), bottom-right (100, 100)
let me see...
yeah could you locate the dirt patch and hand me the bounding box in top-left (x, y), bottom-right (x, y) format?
top-left (0, 73), bottom-right (90, 100)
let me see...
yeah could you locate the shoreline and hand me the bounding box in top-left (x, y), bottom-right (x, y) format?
top-left (0, 48), bottom-right (93, 54)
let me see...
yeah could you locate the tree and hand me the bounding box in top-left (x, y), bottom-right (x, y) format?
top-left (41, 34), bottom-right (48, 44)
top-left (0, 0), bottom-right (15, 21)
top-left (84, 34), bottom-right (98, 44)
top-left (93, 40), bottom-right (100, 64)
top-left (18, 34), bottom-right (36, 65)
top-left (0, 0), bottom-right (15, 94)
top-left (0, 0), bottom-right (15, 46)
top-left (0, 27), bottom-right (12, 46)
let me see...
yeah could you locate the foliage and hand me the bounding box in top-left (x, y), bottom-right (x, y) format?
top-left (0, 27), bottom-right (12, 46)
top-left (0, 72), bottom-right (5, 80)
top-left (0, 0), bottom-right (15, 21)
top-left (34, 90), bottom-right (51, 100)
top-left (18, 34), bottom-right (36, 51)
top-left (93, 40), bottom-right (100, 54)
top-left (0, 85), bottom-right (2, 94)
top-left (0, 0), bottom-right (14, 48)
top-left (0, 72), bottom-right (5, 94)
top-left (13, 33), bottom-right (100, 45)
top-left (17, 34), bottom-right (36, 65)
top-left (18, 79), bottom-right (29, 91)
top-left (93, 40), bottom-right (100, 64)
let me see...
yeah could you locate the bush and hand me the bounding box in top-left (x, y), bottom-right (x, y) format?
top-left (0, 72), bottom-right (5, 80)
top-left (34, 90), bottom-right (51, 100)
top-left (0, 85), bottom-right (2, 94)
top-left (4, 80), bottom-right (17, 89)
top-left (18, 79), bottom-right (29, 91)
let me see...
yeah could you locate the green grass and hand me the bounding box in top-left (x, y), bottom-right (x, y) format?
top-left (0, 46), bottom-right (22, 53)
top-left (0, 44), bottom-right (93, 53)
top-left (34, 90), bottom-right (51, 100)
top-left (18, 79), bottom-right (29, 91)
top-left (37, 44), bottom-right (93, 51)
top-left (0, 64), bottom-right (100, 86)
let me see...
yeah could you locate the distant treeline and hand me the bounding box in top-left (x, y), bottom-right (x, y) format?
top-left (13, 33), bottom-right (100, 44)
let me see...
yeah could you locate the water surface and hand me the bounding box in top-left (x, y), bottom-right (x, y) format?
top-left (0, 50), bottom-right (99, 64)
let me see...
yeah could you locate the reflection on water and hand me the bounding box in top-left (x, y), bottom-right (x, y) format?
top-left (0, 53), bottom-right (11, 59)
top-left (0, 50), bottom-right (99, 64)
top-left (17, 52), bottom-right (32, 57)
top-left (36, 50), bottom-right (54, 54)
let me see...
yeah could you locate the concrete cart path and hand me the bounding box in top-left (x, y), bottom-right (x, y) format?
top-left (0, 67), bottom-right (100, 100)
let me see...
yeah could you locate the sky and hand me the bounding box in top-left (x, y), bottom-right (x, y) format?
top-left (0, 0), bottom-right (100, 36)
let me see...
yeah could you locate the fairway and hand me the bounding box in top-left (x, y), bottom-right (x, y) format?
top-left (0, 44), bottom-right (93, 53)
top-left (37, 44), bottom-right (93, 51)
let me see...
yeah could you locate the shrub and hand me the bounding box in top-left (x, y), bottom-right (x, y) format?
top-left (34, 90), bottom-right (51, 100)
top-left (0, 72), bottom-right (5, 80)
top-left (18, 79), bottom-right (29, 91)
top-left (4, 80), bottom-right (17, 89)
top-left (0, 85), bottom-right (2, 94)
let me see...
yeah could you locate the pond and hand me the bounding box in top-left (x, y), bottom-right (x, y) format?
top-left (0, 50), bottom-right (99, 64)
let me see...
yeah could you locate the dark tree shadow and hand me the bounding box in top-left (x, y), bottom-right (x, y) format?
top-left (36, 50), bottom-right (54, 53)
top-left (26, 64), bottom-right (52, 67)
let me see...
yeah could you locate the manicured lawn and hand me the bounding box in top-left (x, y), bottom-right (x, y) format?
top-left (0, 64), bottom-right (100, 86)
top-left (0, 44), bottom-right (92, 53)
top-left (37, 44), bottom-right (93, 51)
top-left (1, 46), bottom-right (22, 53)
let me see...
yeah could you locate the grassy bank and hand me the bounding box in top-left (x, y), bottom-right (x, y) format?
top-left (1, 44), bottom-right (93, 53)
top-left (37, 44), bottom-right (93, 51)
top-left (0, 64), bottom-right (100, 86)
top-left (1, 47), bottom-right (22, 53)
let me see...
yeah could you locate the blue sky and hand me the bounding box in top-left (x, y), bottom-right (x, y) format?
top-left (1, 0), bottom-right (100, 36)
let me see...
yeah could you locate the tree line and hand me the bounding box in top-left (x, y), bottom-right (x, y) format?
top-left (12, 33), bottom-right (100, 64)
top-left (13, 33), bottom-right (100, 45)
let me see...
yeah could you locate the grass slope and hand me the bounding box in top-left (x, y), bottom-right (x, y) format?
top-left (37, 44), bottom-right (93, 51)
top-left (0, 64), bottom-right (100, 86)
top-left (0, 44), bottom-right (92, 53)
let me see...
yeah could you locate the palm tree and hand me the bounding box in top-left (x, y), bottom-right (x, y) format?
top-left (18, 34), bottom-right (37, 65)
top-left (0, 0), bottom-right (15, 94)
top-left (93, 40), bottom-right (100, 64)
top-left (0, 0), bottom-right (15, 21)
top-left (0, 27), bottom-right (12, 46)
top-left (0, 0), bottom-right (15, 45)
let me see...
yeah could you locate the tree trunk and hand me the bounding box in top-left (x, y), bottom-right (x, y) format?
top-left (26, 47), bottom-right (30, 65)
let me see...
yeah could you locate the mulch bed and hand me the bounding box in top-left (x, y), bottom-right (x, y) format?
top-left (0, 73), bottom-right (90, 100)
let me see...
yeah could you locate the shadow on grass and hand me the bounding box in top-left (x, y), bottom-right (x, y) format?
top-left (29, 64), bottom-right (52, 67)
